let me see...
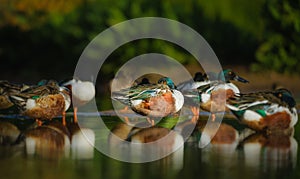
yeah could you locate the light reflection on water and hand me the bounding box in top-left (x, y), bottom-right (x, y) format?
top-left (0, 114), bottom-right (299, 179)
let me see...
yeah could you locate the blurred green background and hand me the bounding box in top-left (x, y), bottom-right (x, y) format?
top-left (0, 0), bottom-right (299, 87)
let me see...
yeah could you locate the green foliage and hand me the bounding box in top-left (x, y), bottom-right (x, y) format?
top-left (252, 0), bottom-right (300, 74)
top-left (0, 0), bottom-right (299, 83)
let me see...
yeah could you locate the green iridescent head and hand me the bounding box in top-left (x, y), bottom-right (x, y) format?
top-left (275, 88), bottom-right (296, 108)
top-left (219, 69), bottom-right (249, 83)
top-left (158, 77), bottom-right (176, 89)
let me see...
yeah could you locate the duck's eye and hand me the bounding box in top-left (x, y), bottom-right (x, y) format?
top-left (278, 93), bottom-right (282, 98)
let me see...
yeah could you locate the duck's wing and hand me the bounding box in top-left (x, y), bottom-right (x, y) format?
top-left (226, 91), bottom-right (276, 111)
top-left (177, 79), bottom-right (194, 91)
top-left (111, 84), bottom-right (168, 105)
top-left (9, 83), bottom-right (61, 106)
top-left (0, 81), bottom-right (25, 95)
top-left (196, 81), bottom-right (219, 94)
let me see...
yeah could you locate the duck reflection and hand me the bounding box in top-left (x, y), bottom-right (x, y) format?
top-left (0, 121), bottom-right (21, 145)
top-left (196, 121), bottom-right (239, 154)
top-left (108, 122), bottom-right (184, 170)
top-left (23, 120), bottom-right (95, 159)
top-left (68, 122), bottom-right (95, 159)
top-left (241, 130), bottom-right (297, 170)
top-left (192, 120), bottom-right (240, 168)
top-left (24, 121), bottom-right (71, 159)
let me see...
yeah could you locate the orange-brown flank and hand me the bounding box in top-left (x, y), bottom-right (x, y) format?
top-left (24, 94), bottom-right (65, 120)
top-left (132, 91), bottom-right (176, 117)
top-left (243, 111), bottom-right (291, 131)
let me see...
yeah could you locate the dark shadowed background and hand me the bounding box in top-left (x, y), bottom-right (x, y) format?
top-left (0, 0), bottom-right (299, 99)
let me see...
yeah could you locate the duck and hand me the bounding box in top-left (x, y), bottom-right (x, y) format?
top-left (60, 78), bottom-right (96, 123)
top-left (195, 69), bottom-right (249, 121)
top-left (112, 77), bottom-right (184, 125)
top-left (9, 80), bottom-right (71, 125)
top-left (226, 88), bottom-right (298, 134)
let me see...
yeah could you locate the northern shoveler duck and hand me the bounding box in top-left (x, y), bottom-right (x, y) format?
top-left (61, 78), bottom-right (96, 123)
top-left (112, 77), bottom-right (184, 125)
top-left (226, 88), bottom-right (298, 134)
top-left (24, 120), bottom-right (71, 159)
top-left (10, 80), bottom-right (71, 125)
top-left (196, 69), bottom-right (249, 121)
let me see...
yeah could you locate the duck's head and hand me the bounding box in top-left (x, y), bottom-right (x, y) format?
top-left (219, 69), bottom-right (249, 83)
top-left (158, 77), bottom-right (176, 89)
top-left (37, 79), bottom-right (59, 87)
top-left (193, 72), bottom-right (207, 82)
top-left (274, 88), bottom-right (296, 108)
top-left (139, 78), bottom-right (150, 85)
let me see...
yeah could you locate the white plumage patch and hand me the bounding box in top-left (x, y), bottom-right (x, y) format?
top-left (172, 133), bottom-right (184, 151)
top-left (131, 99), bottom-right (143, 107)
top-left (243, 110), bottom-right (262, 122)
top-left (72, 81), bottom-right (95, 103)
top-left (25, 99), bottom-right (36, 110)
top-left (71, 128), bottom-right (95, 159)
top-left (224, 83), bottom-right (240, 94)
top-left (201, 93), bottom-right (211, 103)
top-left (172, 90), bottom-right (184, 112)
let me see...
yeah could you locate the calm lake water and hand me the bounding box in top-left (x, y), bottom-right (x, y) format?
top-left (0, 112), bottom-right (299, 179)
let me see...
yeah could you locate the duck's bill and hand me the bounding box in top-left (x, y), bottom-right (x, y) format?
top-left (234, 76), bottom-right (249, 83)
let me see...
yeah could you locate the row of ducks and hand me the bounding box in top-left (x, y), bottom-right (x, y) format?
top-left (0, 79), bottom-right (96, 125)
top-left (0, 79), bottom-right (96, 158)
top-left (112, 69), bottom-right (298, 134)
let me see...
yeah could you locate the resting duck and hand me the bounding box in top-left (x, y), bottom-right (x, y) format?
top-left (112, 77), bottom-right (184, 125)
top-left (61, 78), bottom-right (96, 123)
top-left (226, 88), bottom-right (298, 134)
top-left (196, 69), bottom-right (249, 120)
top-left (10, 80), bottom-right (71, 125)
